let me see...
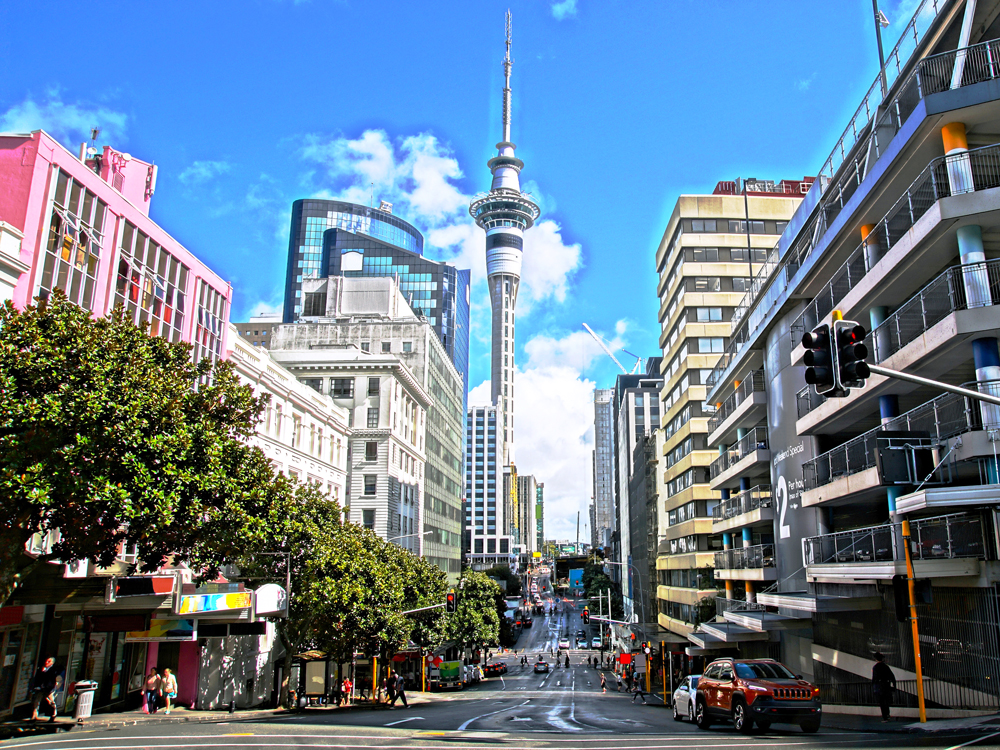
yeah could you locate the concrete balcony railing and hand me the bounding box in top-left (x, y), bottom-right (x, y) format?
top-left (707, 369), bottom-right (766, 436)
top-left (709, 427), bottom-right (769, 480)
top-left (714, 543), bottom-right (775, 571)
top-left (712, 485), bottom-right (772, 524)
top-left (715, 596), bottom-right (767, 618)
top-left (803, 513), bottom-right (986, 566)
top-left (797, 259), bottom-right (1000, 419)
top-left (794, 143), bottom-right (1000, 338)
top-left (802, 381), bottom-right (1000, 492)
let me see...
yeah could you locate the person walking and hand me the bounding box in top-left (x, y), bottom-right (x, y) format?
top-left (342, 676), bottom-right (353, 706)
top-left (144, 668), bottom-right (161, 714)
top-left (616, 672), bottom-right (623, 692)
top-left (160, 668), bottom-right (178, 714)
top-left (600, 672), bottom-right (607, 694)
top-left (631, 673), bottom-right (647, 704)
top-left (871, 652), bottom-right (896, 722)
top-left (29, 656), bottom-right (58, 722)
top-left (390, 671), bottom-right (407, 708)
top-left (564, 654), bottom-right (570, 669)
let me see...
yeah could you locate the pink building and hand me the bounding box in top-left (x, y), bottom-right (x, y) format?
top-left (0, 130), bottom-right (230, 362)
top-left (0, 130), bottom-right (233, 718)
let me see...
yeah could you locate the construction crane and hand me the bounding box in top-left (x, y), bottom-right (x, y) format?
top-left (583, 323), bottom-right (633, 374)
top-left (621, 348), bottom-right (643, 374)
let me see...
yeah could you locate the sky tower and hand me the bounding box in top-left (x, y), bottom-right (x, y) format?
top-left (469, 10), bottom-right (540, 465)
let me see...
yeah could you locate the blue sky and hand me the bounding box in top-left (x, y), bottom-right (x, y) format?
top-left (0, 0), bottom-right (923, 540)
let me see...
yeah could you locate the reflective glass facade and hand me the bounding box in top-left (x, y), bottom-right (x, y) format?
top-left (283, 199), bottom-right (470, 413)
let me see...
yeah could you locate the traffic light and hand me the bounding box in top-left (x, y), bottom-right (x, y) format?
top-left (446, 589), bottom-right (457, 613)
top-left (834, 319), bottom-right (871, 389)
top-left (801, 323), bottom-right (838, 395)
top-left (582, 608), bottom-right (589, 624)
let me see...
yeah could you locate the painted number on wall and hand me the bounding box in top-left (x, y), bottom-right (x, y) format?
top-left (777, 475), bottom-right (791, 539)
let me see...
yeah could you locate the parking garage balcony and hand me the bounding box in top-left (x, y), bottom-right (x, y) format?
top-left (712, 484), bottom-right (773, 534)
top-left (714, 543), bottom-right (778, 582)
top-left (707, 370), bottom-right (767, 446)
top-left (709, 427), bottom-right (770, 490)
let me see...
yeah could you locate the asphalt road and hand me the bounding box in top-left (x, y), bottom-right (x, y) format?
top-left (7, 582), bottom-right (1000, 749)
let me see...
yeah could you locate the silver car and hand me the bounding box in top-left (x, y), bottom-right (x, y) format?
top-left (672, 675), bottom-right (701, 722)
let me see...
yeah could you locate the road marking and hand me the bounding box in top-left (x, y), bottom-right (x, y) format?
top-left (509, 716), bottom-right (531, 721)
top-left (456, 698), bottom-right (530, 730)
top-left (383, 716), bottom-right (424, 726)
top-left (945, 733), bottom-right (1000, 750)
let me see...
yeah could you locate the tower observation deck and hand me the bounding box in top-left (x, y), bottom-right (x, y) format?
top-left (469, 10), bottom-right (540, 465)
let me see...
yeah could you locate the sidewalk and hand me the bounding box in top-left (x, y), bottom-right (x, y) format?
top-left (0, 693), bottom-right (436, 739)
top-left (820, 711), bottom-right (1000, 734)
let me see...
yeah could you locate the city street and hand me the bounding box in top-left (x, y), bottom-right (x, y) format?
top-left (6, 585), bottom-right (1000, 749)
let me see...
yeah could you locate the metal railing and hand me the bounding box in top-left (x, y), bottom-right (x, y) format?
top-left (796, 258), bottom-right (1000, 419)
top-left (705, 29), bottom-right (1000, 396)
top-left (707, 370), bottom-right (766, 435)
top-left (817, 678), bottom-right (998, 710)
top-left (803, 380), bottom-right (1000, 491)
top-left (795, 142), bottom-right (1000, 337)
top-left (804, 513), bottom-right (986, 566)
top-left (709, 427), bottom-right (769, 479)
top-left (712, 485), bottom-right (773, 523)
top-left (715, 596), bottom-right (768, 617)
top-left (715, 543), bottom-right (775, 571)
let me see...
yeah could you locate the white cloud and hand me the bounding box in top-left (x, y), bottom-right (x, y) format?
top-left (0, 97), bottom-right (127, 149)
top-left (551, 0), bottom-right (578, 20)
top-left (178, 160), bottom-right (231, 184)
top-left (246, 299), bottom-right (283, 319)
top-left (520, 219), bottom-right (581, 310)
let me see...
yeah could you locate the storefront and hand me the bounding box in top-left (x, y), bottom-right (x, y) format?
top-left (0, 605), bottom-right (45, 718)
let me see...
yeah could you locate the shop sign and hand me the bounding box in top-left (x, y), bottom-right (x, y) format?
top-left (0, 606), bottom-right (24, 627)
top-left (253, 584), bottom-right (287, 617)
top-left (124, 615), bottom-right (196, 642)
top-left (108, 576), bottom-right (176, 601)
top-left (177, 591), bottom-right (252, 615)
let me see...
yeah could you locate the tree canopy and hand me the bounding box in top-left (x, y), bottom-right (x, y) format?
top-left (0, 292), bottom-right (278, 603)
top-left (445, 570), bottom-right (501, 648)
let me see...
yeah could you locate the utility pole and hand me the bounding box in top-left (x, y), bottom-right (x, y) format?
top-left (576, 511), bottom-right (580, 553)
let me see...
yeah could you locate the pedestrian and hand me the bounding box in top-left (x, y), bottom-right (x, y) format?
top-left (342, 676), bottom-right (353, 706)
top-left (872, 652), bottom-right (896, 722)
top-left (390, 670), bottom-right (408, 708)
top-left (631, 673), bottom-right (647, 704)
top-left (29, 656), bottom-right (58, 722)
top-left (144, 668), bottom-right (161, 714)
top-left (564, 654), bottom-right (569, 669)
top-left (160, 668), bottom-right (178, 715)
top-left (600, 673), bottom-right (607, 694)
top-left (616, 672), bottom-right (623, 692)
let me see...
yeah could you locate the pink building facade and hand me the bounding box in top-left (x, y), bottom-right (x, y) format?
top-left (0, 130), bottom-right (230, 362)
top-left (0, 130), bottom-right (233, 718)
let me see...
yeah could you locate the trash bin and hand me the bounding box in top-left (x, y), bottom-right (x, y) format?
top-left (73, 681), bottom-right (98, 722)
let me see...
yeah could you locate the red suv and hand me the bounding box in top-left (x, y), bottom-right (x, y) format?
top-left (694, 658), bottom-right (821, 734)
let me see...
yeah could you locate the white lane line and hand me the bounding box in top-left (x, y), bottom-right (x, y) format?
top-left (944, 732), bottom-right (1000, 750)
top-left (456, 698), bottom-right (530, 731)
top-left (383, 716), bottom-right (424, 726)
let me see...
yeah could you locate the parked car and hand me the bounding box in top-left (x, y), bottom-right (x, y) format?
top-left (558, 637), bottom-right (571, 649)
top-left (534, 659), bottom-right (550, 673)
top-left (591, 637), bottom-right (602, 649)
top-left (483, 662), bottom-right (508, 677)
top-left (694, 658), bottom-right (821, 734)
top-left (672, 675), bottom-right (701, 722)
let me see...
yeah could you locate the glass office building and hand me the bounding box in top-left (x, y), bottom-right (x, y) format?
top-left (283, 199), bottom-right (470, 406)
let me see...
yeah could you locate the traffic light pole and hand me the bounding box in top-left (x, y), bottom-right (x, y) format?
top-left (868, 364), bottom-right (1000, 406)
top-left (400, 603), bottom-right (446, 615)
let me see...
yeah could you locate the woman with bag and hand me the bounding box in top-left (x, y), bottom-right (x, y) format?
top-left (144, 668), bottom-right (161, 714)
top-left (160, 668), bottom-right (178, 714)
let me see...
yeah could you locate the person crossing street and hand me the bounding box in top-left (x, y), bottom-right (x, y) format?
top-left (600, 672), bottom-right (607, 694)
top-left (631, 672), bottom-right (647, 704)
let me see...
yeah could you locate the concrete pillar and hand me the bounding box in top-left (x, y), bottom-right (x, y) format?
top-left (722, 532), bottom-right (734, 599)
top-left (942, 122), bottom-right (973, 194)
top-left (861, 223), bottom-right (882, 272)
top-left (870, 304), bottom-right (890, 363)
top-left (742, 527), bottom-right (755, 601)
top-left (880, 394), bottom-right (900, 426)
top-left (973, 337), bottom-right (1000, 427)
top-left (739, 477), bottom-right (751, 493)
top-left (957, 224), bottom-right (992, 309)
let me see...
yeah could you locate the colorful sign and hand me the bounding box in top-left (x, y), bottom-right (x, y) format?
top-left (111, 576), bottom-right (175, 599)
top-left (177, 591), bottom-right (252, 615)
top-left (124, 616), bottom-right (196, 642)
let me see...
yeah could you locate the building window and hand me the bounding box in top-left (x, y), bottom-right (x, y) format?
top-left (731, 247), bottom-right (768, 263)
top-left (500, 539), bottom-right (509, 553)
top-left (302, 378), bottom-right (322, 392)
top-left (331, 378), bottom-right (354, 398)
top-left (361, 342), bottom-right (370, 352)
top-left (292, 416), bottom-right (302, 448)
top-left (691, 247), bottom-right (719, 262)
top-left (402, 341), bottom-right (412, 353)
top-left (487, 539), bottom-right (496, 553)
top-left (693, 277), bottom-right (721, 292)
top-left (367, 407), bottom-right (379, 428)
top-left (729, 219), bottom-right (765, 234)
top-left (362, 508), bottom-right (375, 529)
top-left (732, 277), bottom-right (751, 292)
top-left (364, 476), bottom-right (377, 495)
top-left (365, 441), bottom-right (378, 461)
top-left (475, 539), bottom-right (483, 553)
top-left (368, 377), bottom-right (380, 396)
top-left (382, 341), bottom-right (391, 353)
top-left (696, 307), bottom-right (723, 322)
top-left (697, 337), bottom-right (725, 353)
top-left (690, 219), bottom-right (717, 232)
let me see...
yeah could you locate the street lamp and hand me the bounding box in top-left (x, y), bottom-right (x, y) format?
top-left (386, 529), bottom-right (433, 544)
top-left (873, 1), bottom-right (891, 96)
top-left (601, 560), bottom-right (649, 632)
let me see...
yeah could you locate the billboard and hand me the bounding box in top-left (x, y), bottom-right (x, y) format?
top-left (125, 614), bottom-right (196, 642)
top-left (569, 568), bottom-right (584, 592)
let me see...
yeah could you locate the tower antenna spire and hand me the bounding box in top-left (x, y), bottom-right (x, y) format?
top-left (502, 9), bottom-right (513, 144)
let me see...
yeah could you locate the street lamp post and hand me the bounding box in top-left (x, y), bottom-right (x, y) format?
top-left (601, 560), bottom-right (649, 635)
top-left (873, 1), bottom-right (890, 96)
top-left (386, 530), bottom-right (433, 548)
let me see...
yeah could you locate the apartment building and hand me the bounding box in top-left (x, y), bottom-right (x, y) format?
top-left (465, 403), bottom-right (516, 570)
top-left (653, 180), bottom-right (808, 639)
top-left (699, 0), bottom-right (1000, 712)
top-left (593, 389), bottom-right (616, 552)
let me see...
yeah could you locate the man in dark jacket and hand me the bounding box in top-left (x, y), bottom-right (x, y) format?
top-left (30, 657), bottom-right (58, 721)
top-left (872, 652), bottom-right (896, 722)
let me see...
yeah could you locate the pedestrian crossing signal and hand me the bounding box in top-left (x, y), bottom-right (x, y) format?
top-left (446, 589), bottom-right (457, 612)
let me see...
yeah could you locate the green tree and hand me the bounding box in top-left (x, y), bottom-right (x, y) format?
top-left (482, 564), bottom-right (522, 597)
top-left (445, 570), bottom-right (501, 650)
top-left (582, 561), bottom-right (624, 620)
top-left (0, 292), bottom-right (278, 604)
